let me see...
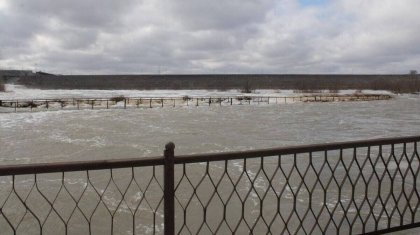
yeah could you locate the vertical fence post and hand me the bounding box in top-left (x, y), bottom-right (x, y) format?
top-left (164, 142), bottom-right (175, 235)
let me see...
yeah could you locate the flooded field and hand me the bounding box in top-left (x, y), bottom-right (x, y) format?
top-left (0, 91), bottom-right (420, 234)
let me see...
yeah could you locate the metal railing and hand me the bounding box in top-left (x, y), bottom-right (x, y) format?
top-left (0, 94), bottom-right (392, 113)
top-left (0, 136), bottom-right (419, 234)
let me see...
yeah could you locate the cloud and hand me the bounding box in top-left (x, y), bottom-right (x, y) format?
top-left (0, 0), bottom-right (420, 74)
top-left (163, 0), bottom-right (274, 30)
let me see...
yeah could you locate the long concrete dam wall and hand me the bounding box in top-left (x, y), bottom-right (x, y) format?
top-left (8, 74), bottom-right (420, 92)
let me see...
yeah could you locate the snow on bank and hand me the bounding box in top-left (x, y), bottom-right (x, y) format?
top-left (0, 84), bottom-right (394, 100)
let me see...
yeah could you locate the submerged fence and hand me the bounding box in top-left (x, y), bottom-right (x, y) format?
top-left (0, 94), bottom-right (391, 113)
top-left (0, 136), bottom-right (419, 234)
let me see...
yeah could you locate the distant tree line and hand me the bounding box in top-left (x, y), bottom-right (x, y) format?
top-left (10, 73), bottom-right (420, 93)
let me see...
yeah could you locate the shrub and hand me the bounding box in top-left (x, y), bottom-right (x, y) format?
top-left (110, 96), bottom-right (125, 102)
top-left (28, 101), bottom-right (39, 108)
top-left (18, 101), bottom-right (38, 108)
top-left (237, 96), bottom-right (252, 101)
top-left (58, 100), bottom-right (67, 107)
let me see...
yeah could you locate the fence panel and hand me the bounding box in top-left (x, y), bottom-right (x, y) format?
top-left (173, 138), bottom-right (420, 234)
top-left (0, 165), bottom-right (164, 234)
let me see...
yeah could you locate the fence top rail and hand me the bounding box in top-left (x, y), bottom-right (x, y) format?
top-left (0, 94), bottom-right (390, 103)
top-left (0, 135), bottom-right (418, 176)
top-left (0, 156), bottom-right (164, 176)
top-left (174, 135), bottom-right (420, 164)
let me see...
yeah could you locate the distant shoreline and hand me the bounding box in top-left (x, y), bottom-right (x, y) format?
top-left (2, 74), bottom-right (420, 93)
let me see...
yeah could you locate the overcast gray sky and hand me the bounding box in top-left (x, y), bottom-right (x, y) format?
top-left (0, 0), bottom-right (419, 74)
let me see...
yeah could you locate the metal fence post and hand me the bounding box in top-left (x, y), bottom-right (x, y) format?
top-left (164, 142), bottom-right (175, 235)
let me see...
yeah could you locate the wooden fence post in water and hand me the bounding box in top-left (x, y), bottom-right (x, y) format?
top-left (164, 142), bottom-right (175, 235)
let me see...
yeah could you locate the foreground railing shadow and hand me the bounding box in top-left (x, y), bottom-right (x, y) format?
top-left (0, 136), bottom-right (419, 234)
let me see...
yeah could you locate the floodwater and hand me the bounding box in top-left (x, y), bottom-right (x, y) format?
top-left (1, 94), bottom-right (419, 164)
top-left (0, 92), bottom-right (420, 234)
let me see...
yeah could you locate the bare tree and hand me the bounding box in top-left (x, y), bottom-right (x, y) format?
top-left (410, 70), bottom-right (419, 93)
top-left (241, 79), bottom-right (253, 93)
top-left (0, 82), bottom-right (5, 92)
